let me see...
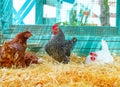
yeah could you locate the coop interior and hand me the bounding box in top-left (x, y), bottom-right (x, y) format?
top-left (0, 0), bottom-right (120, 86)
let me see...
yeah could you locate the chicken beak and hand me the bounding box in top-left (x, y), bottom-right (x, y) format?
top-left (25, 33), bottom-right (33, 38)
top-left (30, 33), bottom-right (33, 36)
top-left (90, 57), bottom-right (96, 61)
top-left (28, 33), bottom-right (33, 37)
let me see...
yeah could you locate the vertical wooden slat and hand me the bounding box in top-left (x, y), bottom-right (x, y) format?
top-left (0, 0), bottom-right (4, 44)
top-left (35, 0), bottom-right (43, 24)
top-left (116, 0), bottom-right (120, 33)
top-left (56, 0), bottom-right (61, 23)
top-left (2, 0), bottom-right (12, 33)
top-left (0, 0), bottom-right (2, 27)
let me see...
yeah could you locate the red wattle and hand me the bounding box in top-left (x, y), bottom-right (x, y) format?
top-left (90, 57), bottom-right (96, 61)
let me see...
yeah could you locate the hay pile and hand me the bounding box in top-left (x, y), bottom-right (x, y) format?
top-left (0, 53), bottom-right (120, 87)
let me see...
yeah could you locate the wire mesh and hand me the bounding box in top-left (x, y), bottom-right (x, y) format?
top-left (42, 0), bottom-right (116, 26)
top-left (10, 0), bottom-right (116, 26)
top-left (0, 0), bottom-right (118, 55)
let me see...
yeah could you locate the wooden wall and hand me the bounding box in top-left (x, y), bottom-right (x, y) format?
top-left (0, 0), bottom-right (120, 56)
top-left (2, 25), bottom-right (120, 56)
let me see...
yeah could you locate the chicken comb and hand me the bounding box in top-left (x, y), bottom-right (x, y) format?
top-left (90, 52), bottom-right (93, 55)
top-left (90, 52), bottom-right (97, 56)
top-left (52, 24), bottom-right (58, 29)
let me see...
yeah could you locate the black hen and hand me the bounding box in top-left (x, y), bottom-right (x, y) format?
top-left (45, 24), bottom-right (77, 64)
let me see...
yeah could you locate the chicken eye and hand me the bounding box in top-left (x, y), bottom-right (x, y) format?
top-left (54, 28), bottom-right (58, 31)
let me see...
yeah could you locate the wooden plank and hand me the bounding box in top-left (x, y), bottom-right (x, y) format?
top-left (46, 0), bottom-right (57, 6)
top-left (43, 18), bottom-right (56, 24)
top-left (2, 0), bottom-right (12, 32)
top-left (72, 49), bottom-right (120, 56)
top-left (63, 0), bottom-right (75, 4)
top-left (36, 0), bottom-right (43, 24)
top-left (2, 25), bottom-right (120, 56)
top-left (116, 0), bottom-right (120, 33)
top-left (0, 1), bottom-right (2, 25)
top-left (3, 34), bottom-right (120, 41)
top-left (27, 46), bottom-right (120, 56)
top-left (3, 33), bottom-right (120, 44)
top-left (5, 25), bottom-right (118, 36)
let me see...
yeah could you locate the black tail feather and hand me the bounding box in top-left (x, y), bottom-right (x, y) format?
top-left (72, 37), bottom-right (77, 43)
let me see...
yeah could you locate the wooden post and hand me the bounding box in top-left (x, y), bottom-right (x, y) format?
top-left (0, 0), bottom-right (2, 27)
top-left (100, 0), bottom-right (110, 26)
top-left (35, 0), bottom-right (43, 24)
top-left (1, 0), bottom-right (12, 32)
top-left (56, 0), bottom-right (62, 23)
top-left (116, 0), bottom-right (120, 33)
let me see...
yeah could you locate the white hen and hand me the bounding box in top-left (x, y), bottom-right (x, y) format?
top-left (85, 39), bottom-right (114, 64)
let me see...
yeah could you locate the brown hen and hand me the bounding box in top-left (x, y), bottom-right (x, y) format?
top-left (24, 52), bottom-right (39, 66)
top-left (0, 31), bottom-right (32, 68)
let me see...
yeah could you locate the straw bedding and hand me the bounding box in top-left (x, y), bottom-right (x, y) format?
top-left (0, 53), bottom-right (120, 87)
